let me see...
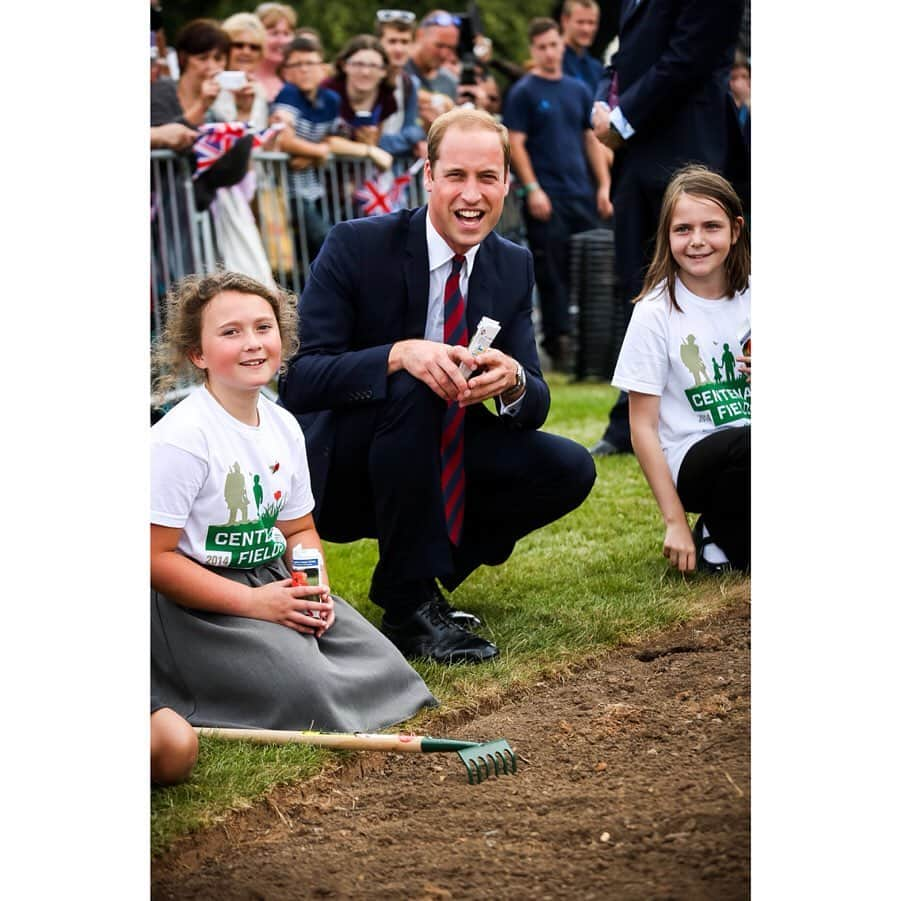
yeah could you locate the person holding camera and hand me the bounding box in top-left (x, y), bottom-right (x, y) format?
top-left (504, 18), bottom-right (613, 372)
top-left (150, 19), bottom-right (228, 129)
top-left (210, 12), bottom-right (270, 131)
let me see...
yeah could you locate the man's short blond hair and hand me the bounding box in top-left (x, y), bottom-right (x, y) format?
top-left (427, 108), bottom-right (510, 175)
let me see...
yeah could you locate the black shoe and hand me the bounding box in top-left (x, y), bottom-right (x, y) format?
top-left (590, 438), bottom-right (626, 458)
top-left (427, 580), bottom-right (482, 630)
top-left (381, 599), bottom-right (499, 664)
top-left (692, 517), bottom-right (732, 574)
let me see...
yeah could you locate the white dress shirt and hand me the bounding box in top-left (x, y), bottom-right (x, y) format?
top-left (423, 214), bottom-right (525, 415)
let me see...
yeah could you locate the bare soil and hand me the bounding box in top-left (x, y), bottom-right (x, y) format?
top-left (153, 586), bottom-right (750, 900)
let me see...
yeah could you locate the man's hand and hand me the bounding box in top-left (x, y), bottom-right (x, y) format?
top-left (389, 339), bottom-right (475, 403)
top-left (459, 350), bottom-right (520, 407)
top-left (526, 187), bottom-right (553, 221)
top-left (597, 184), bottom-right (614, 219)
top-left (591, 101), bottom-right (624, 150)
top-left (418, 90), bottom-right (452, 127)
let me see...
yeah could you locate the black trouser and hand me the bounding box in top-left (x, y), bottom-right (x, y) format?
top-left (314, 372), bottom-right (597, 616)
top-left (676, 426), bottom-right (750, 571)
top-left (524, 193), bottom-right (601, 357)
top-left (602, 165), bottom-right (667, 450)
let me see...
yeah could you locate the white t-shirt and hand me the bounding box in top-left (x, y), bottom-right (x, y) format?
top-left (612, 277), bottom-right (751, 483)
top-left (151, 386), bottom-right (314, 569)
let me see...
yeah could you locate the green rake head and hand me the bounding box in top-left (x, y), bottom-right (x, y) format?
top-left (457, 739), bottom-right (518, 784)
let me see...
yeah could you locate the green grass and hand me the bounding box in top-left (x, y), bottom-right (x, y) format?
top-left (151, 374), bottom-right (748, 855)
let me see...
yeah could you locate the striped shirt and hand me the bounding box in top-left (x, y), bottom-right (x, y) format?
top-left (271, 84), bottom-right (341, 201)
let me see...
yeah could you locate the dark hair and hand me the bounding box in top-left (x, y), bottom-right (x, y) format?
top-left (528, 17), bottom-right (560, 42)
top-left (639, 164), bottom-right (750, 310)
top-left (334, 35), bottom-right (395, 90)
top-left (174, 19), bottom-right (230, 73)
top-left (280, 34), bottom-right (323, 69)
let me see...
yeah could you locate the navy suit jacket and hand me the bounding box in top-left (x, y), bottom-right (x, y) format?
top-left (596, 0), bottom-right (745, 182)
top-left (279, 206), bottom-right (550, 502)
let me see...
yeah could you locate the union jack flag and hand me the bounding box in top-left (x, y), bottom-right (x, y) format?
top-left (354, 158), bottom-right (424, 217)
top-left (192, 121), bottom-right (284, 178)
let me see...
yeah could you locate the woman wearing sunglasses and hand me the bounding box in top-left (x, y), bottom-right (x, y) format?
top-left (210, 12), bottom-right (269, 130)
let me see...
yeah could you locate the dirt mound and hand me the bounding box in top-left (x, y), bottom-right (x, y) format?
top-left (153, 590), bottom-right (750, 900)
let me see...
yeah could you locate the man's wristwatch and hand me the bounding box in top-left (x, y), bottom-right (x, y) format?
top-left (502, 361), bottom-right (525, 403)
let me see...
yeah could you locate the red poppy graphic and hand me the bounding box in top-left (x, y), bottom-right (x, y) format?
top-left (274, 490), bottom-right (282, 501)
top-left (269, 462), bottom-right (280, 474)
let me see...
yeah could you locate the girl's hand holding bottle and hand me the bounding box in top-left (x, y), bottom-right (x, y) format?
top-left (249, 579), bottom-right (334, 636)
top-left (737, 354), bottom-right (751, 384)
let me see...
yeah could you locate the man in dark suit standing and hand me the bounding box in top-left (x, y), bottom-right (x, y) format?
top-left (589, 0), bottom-right (748, 456)
top-left (279, 108), bottom-right (596, 664)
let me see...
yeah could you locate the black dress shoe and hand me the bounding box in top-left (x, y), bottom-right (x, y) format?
top-left (381, 599), bottom-right (499, 664)
top-left (427, 581), bottom-right (482, 630)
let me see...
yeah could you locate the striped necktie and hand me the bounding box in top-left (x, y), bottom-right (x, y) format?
top-left (441, 254), bottom-right (468, 545)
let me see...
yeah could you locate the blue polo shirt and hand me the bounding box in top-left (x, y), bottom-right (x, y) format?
top-left (503, 73), bottom-right (594, 198)
top-left (562, 45), bottom-right (604, 94)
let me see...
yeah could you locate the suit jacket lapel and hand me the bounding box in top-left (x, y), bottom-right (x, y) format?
top-left (466, 232), bottom-right (496, 336)
top-left (403, 206), bottom-right (430, 339)
top-left (620, 0), bottom-right (646, 30)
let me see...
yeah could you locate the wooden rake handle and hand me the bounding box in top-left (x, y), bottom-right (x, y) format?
top-left (194, 727), bottom-right (480, 754)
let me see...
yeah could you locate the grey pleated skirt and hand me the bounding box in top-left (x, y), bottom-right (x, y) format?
top-left (151, 559), bottom-right (437, 731)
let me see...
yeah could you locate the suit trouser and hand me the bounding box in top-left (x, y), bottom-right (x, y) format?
top-left (603, 164), bottom-right (668, 450)
top-left (314, 372), bottom-right (597, 614)
top-left (523, 193), bottom-right (601, 357)
top-left (676, 425), bottom-right (750, 571)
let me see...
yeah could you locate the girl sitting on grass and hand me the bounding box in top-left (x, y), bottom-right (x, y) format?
top-left (150, 272), bottom-right (435, 783)
top-left (611, 165), bottom-right (751, 573)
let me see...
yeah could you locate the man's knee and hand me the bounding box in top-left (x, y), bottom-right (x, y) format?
top-left (560, 439), bottom-right (597, 508)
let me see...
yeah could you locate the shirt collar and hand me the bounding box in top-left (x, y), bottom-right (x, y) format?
top-left (426, 212), bottom-right (481, 276)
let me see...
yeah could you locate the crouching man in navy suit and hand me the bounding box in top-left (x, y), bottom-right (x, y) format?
top-left (279, 108), bottom-right (596, 664)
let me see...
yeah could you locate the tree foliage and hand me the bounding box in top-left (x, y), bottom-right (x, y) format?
top-left (159, 1), bottom-right (557, 69)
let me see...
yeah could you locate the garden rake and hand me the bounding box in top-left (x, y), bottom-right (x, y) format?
top-left (194, 727), bottom-right (517, 784)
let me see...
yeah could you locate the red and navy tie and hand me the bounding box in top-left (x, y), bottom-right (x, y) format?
top-left (441, 254), bottom-right (468, 545)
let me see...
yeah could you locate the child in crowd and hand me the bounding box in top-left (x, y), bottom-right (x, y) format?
top-left (611, 165), bottom-right (750, 573)
top-left (150, 272), bottom-right (436, 764)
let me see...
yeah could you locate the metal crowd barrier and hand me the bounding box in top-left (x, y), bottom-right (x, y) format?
top-left (150, 150), bottom-right (427, 335)
top-left (149, 148), bottom-right (523, 368)
top-left (150, 150), bottom-right (216, 338)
